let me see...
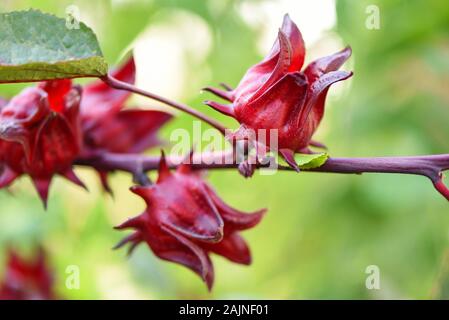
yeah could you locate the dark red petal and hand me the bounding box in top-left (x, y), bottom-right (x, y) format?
top-left (116, 109), bottom-right (171, 153)
top-left (245, 30), bottom-right (293, 104)
top-left (237, 72), bottom-right (308, 128)
top-left (232, 26), bottom-right (293, 104)
top-left (6, 249), bottom-right (23, 272)
top-left (38, 79), bottom-right (73, 112)
top-left (160, 179), bottom-right (224, 242)
top-left (111, 55), bottom-right (136, 84)
top-left (86, 109), bottom-right (171, 153)
top-left (0, 84), bottom-right (81, 200)
top-left (129, 185), bottom-right (154, 206)
top-left (232, 30), bottom-right (295, 106)
top-left (0, 165), bottom-right (18, 188)
top-left (0, 88), bottom-right (52, 163)
top-left (81, 56), bottom-right (136, 127)
top-left (33, 112), bottom-right (80, 169)
top-left (156, 150), bottom-right (172, 182)
top-left (160, 225), bottom-right (214, 290)
top-left (0, 87), bottom-right (49, 128)
top-left (280, 148), bottom-right (300, 172)
top-left (281, 14), bottom-right (306, 72)
top-left (205, 184), bottom-right (266, 231)
top-left (97, 170), bottom-right (113, 195)
top-left (1, 248), bottom-right (54, 300)
top-left (163, 217), bottom-right (223, 244)
top-left (304, 46), bottom-right (352, 83)
top-left (62, 86), bottom-right (82, 124)
top-left (31, 178), bottom-right (52, 208)
top-left (234, 51), bottom-right (278, 101)
top-left (61, 168), bottom-right (87, 190)
top-left (207, 233), bottom-right (252, 265)
top-left (297, 70), bottom-right (353, 128)
top-left (261, 14), bottom-right (305, 70)
top-left (113, 231), bottom-right (143, 256)
top-left (300, 47), bottom-right (352, 129)
top-left (115, 214), bottom-right (146, 230)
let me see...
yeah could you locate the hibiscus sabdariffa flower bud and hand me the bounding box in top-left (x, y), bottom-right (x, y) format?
top-left (0, 82), bottom-right (83, 206)
top-left (204, 14), bottom-right (353, 171)
top-left (0, 249), bottom-right (55, 300)
top-left (116, 152), bottom-right (266, 290)
top-left (80, 56), bottom-right (172, 193)
top-left (0, 56), bottom-right (172, 202)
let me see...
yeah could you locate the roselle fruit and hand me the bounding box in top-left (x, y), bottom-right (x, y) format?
top-left (80, 56), bottom-right (172, 193)
top-left (204, 14), bottom-right (352, 170)
top-left (81, 56), bottom-right (171, 155)
top-left (0, 249), bottom-right (55, 300)
top-left (116, 153), bottom-right (266, 290)
top-left (0, 81), bottom-right (83, 205)
top-left (0, 56), bottom-right (171, 202)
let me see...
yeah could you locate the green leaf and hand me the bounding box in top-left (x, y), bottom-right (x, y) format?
top-left (295, 152), bottom-right (329, 169)
top-left (0, 9), bottom-right (107, 83)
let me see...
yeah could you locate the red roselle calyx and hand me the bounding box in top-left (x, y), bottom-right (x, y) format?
top-left (80, 56), bottom-right (172, 193)
top-left (81, 56), bottom-right (171, 155)
top-left (204, 14), bottom-right (353, 171)
top-left (115, 152), bottom-right (266, 290)
top-left (0, 81), bottom-right (83, 206)
top-left (0, 249), bottom-right (55, 300)
top-left (0, 56), bottom-right (171, 203)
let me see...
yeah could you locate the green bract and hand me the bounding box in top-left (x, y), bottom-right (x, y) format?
top-left (296, 152), bottom-right (329, 169)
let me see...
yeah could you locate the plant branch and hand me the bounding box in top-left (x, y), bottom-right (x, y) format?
top-left (101, 74), bottom-right (227, 135)
top-left (75, 152), bottom-right (449, 202)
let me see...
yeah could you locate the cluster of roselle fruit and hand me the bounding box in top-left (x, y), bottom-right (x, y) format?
top-left (0, 15), bottom-right (351, 294)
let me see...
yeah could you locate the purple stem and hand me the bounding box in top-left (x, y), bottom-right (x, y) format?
top-left (101, 74), bottom-right (227, 135)
top-left (75, 152), bottom-right (449, 201)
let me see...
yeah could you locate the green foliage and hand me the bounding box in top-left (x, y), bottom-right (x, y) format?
top-left (296, 153), bottom-right (329, 169)
top-left (0, 10), bottom-right (107, 82)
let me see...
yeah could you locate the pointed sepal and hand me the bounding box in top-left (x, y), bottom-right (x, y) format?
top-left (203, 100), bottom-right (235, 117)
top-left (280, 148), bottom-right (300, 172)
top-left (62, 168), bottom-right (87, 191)
top-left (32, 177), bottom-right (52, 208)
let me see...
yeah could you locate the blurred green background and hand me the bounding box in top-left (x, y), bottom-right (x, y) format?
top-left (1, 0), bottom-right (449, 299)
